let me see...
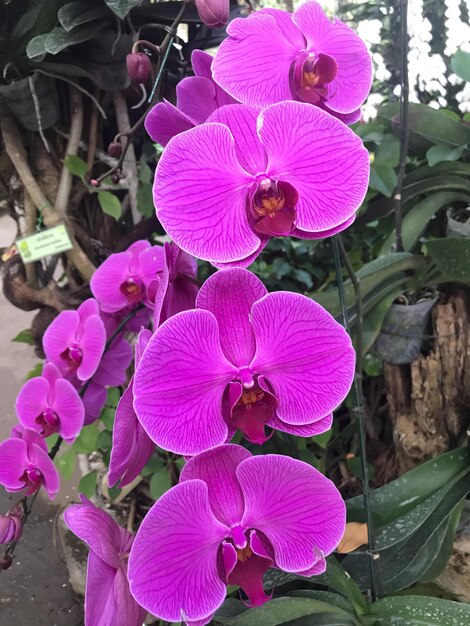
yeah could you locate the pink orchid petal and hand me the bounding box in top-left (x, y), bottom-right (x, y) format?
top-left (77, 314), bottom-right (106, 381)
top-left (268, 413), bottom-right (333, 437)
top-left (90, 251), bottom-right (132, 312)
top-left (191, 49), bottom-right (213, 79)
top-left (42, 310), bottom-right (80, 369)
top-left (28, 442), bottom-right (60, 499)
top-left (128, 481), bottom-right (229, 623)
top-left (92, 335), bottom-right (132, 387)
top-left (136, 244), bottom-right (165, 287)
top-left (145, 100), bottom-right (195, 146)
top-left (114, 564), bottom-right (148, 626)
top-left (259, 8), bottom-right (306, 45)
top-left (16, 376), bottom-right (50, 427)
top-left (177, 76), bottom-right (219, 124)
top-left (291, 215), bottom-right (355, 240)
top-left (108, 381), bottom-right (154, 487)
top-left (213, 13), bottom-right (300, 106)
top-left (64, 502), bottom-right (129, 569)
top-left (260, 101), bottom-right (369, 232)
top-left (180, 444), bottom-right (251, 527)
top-left (207, 105), bottom-right (267, 175)
top-left (212, 236), bottom-right (270, 269)
top-left (154, 123), bottom-right (259, 264)
top-left (134, 310), bottom-right (237, 455)
top-left (52, 378), bottom-right (85, 441)
top-left (195, 0), bottom-right (229, 29)
top-left (196, 268), bottom-right (267, 367)
top-left (293, 1), bottom-right (372, 114)
top-left (82, 381), bottom-right (107, 425)
top-left (250, 292), bottom-right (355, 424)
top-left (298, 557), bottom-right (327, 577)
top-left (77, 298), bottom-right (100, 320)
top-left (238, 455), bottom-right (345, 572)
top-left (0, 438), bottom-right (29, 491)
top-left (85, 551), bottom-right (117, 626)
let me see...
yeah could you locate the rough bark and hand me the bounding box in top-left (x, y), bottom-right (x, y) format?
top-left (384, 290), bottom-right (470, 473)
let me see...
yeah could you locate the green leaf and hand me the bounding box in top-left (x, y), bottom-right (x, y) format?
top-left (369, 595), bottom-right (470, 625)
top-left (286, 590), bottom-right (354, 614)
top-left (103, 0), bottom-right (142, 19)
top-left (25, 362), bottom-right (43, 380)
top-left (12, 328), bottom-right (35, 344)
top-left (98, 191), bottom-right (122, 221)
top-left (214, 597), bottom-right (356, 626)
top-left (78, 470), bottom-right (97, 498)
top-left (360, 287), bottom-right (403, 353)
top-left (379, 191), bottom-right (470, 255)
top-left (55, 448), bottom-right (76, 480)
top-left (96, 430), bottom-right (112, 450)
top-left (100, 407), bottom-right (115, 430)
top-left (313, 557), bottom-right (367, 615)
top-left (106, 387), bottom-right (121, 408)
top-left (72, 423), bottom-right (99, 454)
top-left (58, 2), bottom-right (109, 31)
top-left (136, 184), bottom-right (154, 218)
top-left (26, 33), bottom-right (50, 59)
top-left (44, 21), bottom-right (106, 55)
top-left (149, 468), bottom-right (172, 500)
top-left (141, 454), bottom-right (164, 477)
top-left (420, 502), bottom-right (464, 583)
top-left (424, 238), bottom-right (470, 283)
top-left (451, 48), bottom-right (470, 82)
top-left (64, 154), bottom-right (88, 179)
top-left (369, 164), bottom-right (397, 197)
top-left (375, 135), bottom-right (400, 167)
top-left (426, 145), bottom-right (465, 167)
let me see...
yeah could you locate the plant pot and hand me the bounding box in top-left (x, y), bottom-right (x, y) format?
top-left (0, 72), bottom-right (59, 131)
top-left (373, 298), bottom-right (437, 364)
top-left (446, 206), bottom-right (470, 238)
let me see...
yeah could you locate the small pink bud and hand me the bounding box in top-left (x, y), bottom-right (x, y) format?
top-left (195, 0), bottom-right (229, 28)
top-left (107, 142), bottom-right (122, 159)
top-left (90, 179), bottom-right (100, 188)
top-left (0, 505), bottom-right (23, 545)
top-left (0, 555), bottom-right (12, 570)
top-left (126, 52), bottom-right (151, 84)
top-left (111, 174), bottom-right (120, 185)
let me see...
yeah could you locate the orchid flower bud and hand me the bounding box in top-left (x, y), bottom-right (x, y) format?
top-left (195, 0), bottom-right (229, 28)
top-left (0, 504), bottom-right (23, 544)
top-left (107, 142), bottom-right (122, 159)
top-left (126, 52), bottom-right (151, 83)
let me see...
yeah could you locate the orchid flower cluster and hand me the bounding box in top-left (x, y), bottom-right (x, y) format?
top-left (0, 2), bottom-right (372, 625)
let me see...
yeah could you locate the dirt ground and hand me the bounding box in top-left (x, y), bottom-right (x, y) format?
top-left (0, 215), bottom-right (83, 625)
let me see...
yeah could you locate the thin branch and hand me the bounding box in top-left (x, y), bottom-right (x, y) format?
top-left (22, 191), bottom-right (37, 288)
top-left (86, 89), bottom-right (100, 175)
top-left (393, 0), bottom-right (409, 253)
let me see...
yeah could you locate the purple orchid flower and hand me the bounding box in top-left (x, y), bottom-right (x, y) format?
top-left (0, 427), bottom-right (59, 499)
top-left (153, 101), bottom-right (369, 267)
top-left (64, 495), bottom-right (146, 626)
top-left (90, 240), bottom-right (165, 314)
top-left (108, 329), bottom-right (154, 488)
top-left (0, 504), bottom-right (23, 544)
top-left (212, 2), bottom-right (372, 123)
top-left (148, 242), bottom-right (199, 327)
top-left (16, 362), bottom-right (84, 443)
top-left (134, 268), bottom-right (354, 455)
top-left (128, 444), bottom-right (345, 624)
top-left (81, 382), bottom-right (107, 426)
top-left (145, 50), bottom-right (237, 147)
top-left (43, 299), bottom-right (106, 382)
top-left (91, 334), bottom-right (133, 388)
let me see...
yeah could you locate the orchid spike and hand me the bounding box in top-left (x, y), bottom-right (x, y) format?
top-left (128, 444), bottom-right (345, 624)
top-left (108, 329), bottom-right (154, 488)
top-left (134, 268), bottom-right (354, 456)
top-left (64, 495), bottom-right (146, 626)
top-left (145, 50), bottom-right (237, 147)
top-left (0, 428), bottom-right (59, 499)
top-left (212, 2), bottom-right (372, 123)
top-left (16, 362), bottom-right (84, 442)
top-left (43, 299), bottom-right (106, 381)
top-left (153, 102), bottom-right (369, 267)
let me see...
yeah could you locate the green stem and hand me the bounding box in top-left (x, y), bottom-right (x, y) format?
top-left (332, 236), bottom-right (379, 602)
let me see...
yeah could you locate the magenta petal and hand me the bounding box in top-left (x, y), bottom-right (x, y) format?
top-left (42, 310), bottom-right (80, 368)
top-left (92, 335), bottom-right (132, 387)
top-left (268, 413), bottom-right (333, 437)
top-left (213, 13), bottom-right (300, 107)
top-left (250, 292), bottom-right (355, 425)
top-left (53, 378), bottom-right (85, 441)
top-left (260, 101), bottom-right (369, 232)
top-left (145, 100), bottom-right (195, 146)
top-left (114, 564), bottom-right (148, 626)
top-left (134, 310), bottom-right (237, 455)
top-left (177, 76), bottom-right (219, 124)
top-left (0, 438), bottom-right (29, 491)
top-left (292, 1), bottom-right (372, 114)
top-left (238, 455), bottom-right (345, 572)
top-left (207, 105), bottom-right (267, 175)
top-left (195, 0), bottom-right (229, 28)
top-left (212, 236), bottom-right (270, 270)
top-left (291, 215), bottom-right (355, 240)
top-left (85, 552), bottom-right (118, 626)
top-left (28, 442), bottom-right (60, 499)
top-left (192, 49), bottom-right (213, 79)
top-left (108, 381), bottom-right (154, 487)
top-left (77, 314), bottom-right (106, 381)
top-left (16, 376), bottom-right (50, 428)
top-left (64, 502), bottom-right (128, 569)
top-left (154, 123), bottom-right (259, 264)
top-left (128, 481), bottom-right (229, 623)
top-left (196, 268), bottom-right (267, 367)
top-left (180, 444), bottom-right (251, 526)
top-left (90, 251), bottom-right (131, 312)
top-left (82, 382), bottom-right (107, 425)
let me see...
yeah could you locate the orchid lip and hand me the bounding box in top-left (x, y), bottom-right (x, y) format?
top-left (238, 367), bottom-right (254, 388)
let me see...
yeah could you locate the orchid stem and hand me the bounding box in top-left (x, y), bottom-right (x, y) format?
top-left (332, 235), bottom-right (378, 602)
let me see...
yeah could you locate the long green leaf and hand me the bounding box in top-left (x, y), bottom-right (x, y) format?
top-left (424, 238), bottom-right (470, 283)
top-left (369, 595), bottom-right (470, 625)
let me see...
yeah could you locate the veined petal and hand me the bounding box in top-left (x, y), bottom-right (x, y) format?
top-left (250, 292), bottom-right (355, 424)
top-left (260, 101), bottom-right (369, 232)
top-left (85, 551), bottom-right (117, 626)
top-left (77, 315), bottom-right (106, 381)
top-left (154, 123), bottom-right (259, 264)
top-left (268, 413), bottom-right (333, 437)
top-left (0, 438), bottom-right (29, 491)
top-left (128, 480), bottom-right (229, 623)
top-left (42, 310), bottom-right (80, 368)
top-left (53, 378), bottom-right (85, 441)
top-left (145, 101), bottom-right (195, 147)
top-left (16, 376), bottom-right (50, 427)
top-left (180, 444), bottom-right (251, 527)
top-left (191, 50), bottom-right (238, 108)
top-left (291, 215), bottom-right (355, 240)
top-left (238, 455), bottom-right (345, 572)
top-left (82, 382), bottom-right (107, 425)
top-left (134, 310), bottom-right (237, 455)
top-left (114, 565), bottom-right (148, 626)
top-left (196, 268), bottom-right (266, 367)
top-left (177, 76), bottom-right (219, 125)
top-left (213, 13), bottom-right (300, 106)
top-left (259, 8), bottom-right (306, 46)
top-left (207, 105), bottom-right (267, 175)
top-left (90, 251), bottom-right (132, 313)
top-left (28, 442), bottom-right (60, 499)
top-left (92, 335), bottom-right (132, 387)
top-left (293, 1), bottom-right (372, 114)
